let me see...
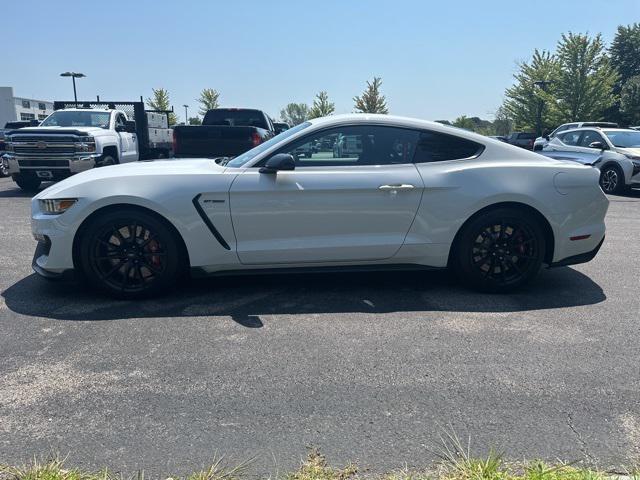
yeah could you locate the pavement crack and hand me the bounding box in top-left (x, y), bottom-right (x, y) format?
top-left (566, 412), bottom-right (595, 463)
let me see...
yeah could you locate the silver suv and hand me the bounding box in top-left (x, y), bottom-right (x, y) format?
top-left (533, 122), bottom-right (618, 151)
top-left (541, 127), bottom-right (640, 194)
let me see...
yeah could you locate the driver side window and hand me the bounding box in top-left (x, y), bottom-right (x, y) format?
top-left (578, 130), bottom-right (605, 148)
top-left (265, 125), bottom-right (418, 167)
top-left (115, 114), bottom-right (126, 130)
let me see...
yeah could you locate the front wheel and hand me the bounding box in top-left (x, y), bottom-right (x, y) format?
top-left (13, 173), bottom-right (41, 192)
top-left (599, 164), bottom-right (625, 195)
top-left (451, 208), bottom-right (546, 292)
top-left (77, 209), bottom-right (185, 298)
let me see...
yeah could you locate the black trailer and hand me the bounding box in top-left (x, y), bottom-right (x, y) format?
top-left (53, 98), bottom-right (173, 159)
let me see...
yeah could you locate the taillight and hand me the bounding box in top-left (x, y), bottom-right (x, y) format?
top-left (172, 129), bottom-right (177, 154)
top-left (252, 132), bottom-right (261, 147)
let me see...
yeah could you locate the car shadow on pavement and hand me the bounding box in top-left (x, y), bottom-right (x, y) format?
top-left (2, 267), bottom-right (605, 327)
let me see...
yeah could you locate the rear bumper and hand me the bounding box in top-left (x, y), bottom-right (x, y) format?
top-left (549, 236), bottom-right (605, 268)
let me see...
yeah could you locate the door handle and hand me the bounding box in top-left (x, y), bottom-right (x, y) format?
top-left (379, 184), bottom-right (415, 190)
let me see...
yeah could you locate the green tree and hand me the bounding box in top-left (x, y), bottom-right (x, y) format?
top-left (492, 105), bottom-right (514, 136)
top-left (197, 88), bottom-right (221, 116)
top-left (146, 87), bottom-right (178, 125)
top-left (620, 75), bottom-right (640, 125)
top-left (353, 77), bottom-right (388, 114)
top-left (607, 23), bottom-right (640, 122)
top-left (309, 91), bottom-right (335, 118)
top-left (610, 23), bottom-right (640, 86)
top-left (279, 103), bottom-right (310, 126)
top-left (504, 49), bottom-right (560, 133)
top-left (554, 32), bottom-right (618, 122)
top-left (188, 116), bottom-right (202, 125)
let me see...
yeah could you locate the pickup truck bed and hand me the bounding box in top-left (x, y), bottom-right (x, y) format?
top-left (173, 108), bottom-right (275, 158)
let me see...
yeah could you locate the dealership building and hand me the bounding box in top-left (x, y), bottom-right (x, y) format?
top-left (0, 86), bottom-right (54, 127)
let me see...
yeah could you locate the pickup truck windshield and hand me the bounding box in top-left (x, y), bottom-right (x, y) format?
top-left (40, 111), bottom-right (111, 129)
top-left (604, 130), bottom-right (640, 148)
top-left (203, 109), bottom-right (268, 129)
top-left (227, 122), bottom-right (311, 167)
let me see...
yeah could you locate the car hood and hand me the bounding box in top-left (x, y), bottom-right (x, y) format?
top-left (618, 147), bottom-right (640, 157)
top-left (35, 159), bottom-right (228, 199)
top-left (11, 126), bottom-right (106, 135)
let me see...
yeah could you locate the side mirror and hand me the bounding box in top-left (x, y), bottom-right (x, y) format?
top-left (544, 135), bottom-right (550, 141)
top-left (125, 120), bottom-right (136, 133)
top-left (259, 153), bottom-right (295, 174)
top-left (588, 141), bottom-right (607, 150)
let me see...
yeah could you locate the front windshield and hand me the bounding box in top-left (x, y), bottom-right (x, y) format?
top-left (40, 111), bottom-right (111, 129)
top-left (226, 122), bottom-right (311, 167)
top-left (604, 130), bottom-right (640, 148)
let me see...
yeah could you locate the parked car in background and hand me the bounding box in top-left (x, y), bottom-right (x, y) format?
top-left (273, 122), bottom-right (290, 134)
top-left (173, 108), bottom-right (276, 158)
top-left (30, 114), bottom-right (608, 298)
top-left (506, 132), bottom-right (536, 150)
top-left (533, 122), bottom-right (618, 151)
top-left (540, 127), bottom-right (640, 194)
top-left (4, 100), bottom-right (173, 191)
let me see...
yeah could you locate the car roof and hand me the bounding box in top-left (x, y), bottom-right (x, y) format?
top-left (54, 108), bottom-right (114, 112)
top-left (307, 113), bottom-right (495, 144)
top-left (558, 126), bottom-right (636, 134)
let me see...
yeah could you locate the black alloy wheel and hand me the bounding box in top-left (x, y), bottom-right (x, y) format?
top-left (78, 209), bottom-right (183, 298)
top-left (452, 208), bottom-right (545, 292)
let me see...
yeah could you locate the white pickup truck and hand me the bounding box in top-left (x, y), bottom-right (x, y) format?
top-left (4, 102), bottom-right (172, 191)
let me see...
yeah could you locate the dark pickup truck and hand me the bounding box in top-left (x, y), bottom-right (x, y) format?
top-left (173, 108), bottom-right (276, 158)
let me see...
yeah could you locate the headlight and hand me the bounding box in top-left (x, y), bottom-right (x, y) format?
top-left (39, 198), bottom-right (77, 215)
top-left (75, 137), bottom-right (96, 152)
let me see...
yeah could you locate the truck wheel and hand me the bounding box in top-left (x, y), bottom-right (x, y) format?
top-left (13, 174), bottom-right (41, 192)
top-left (96, 155), bottom-right (117, 167)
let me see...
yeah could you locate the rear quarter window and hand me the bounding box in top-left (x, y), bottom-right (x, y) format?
top-left (413, 131), bottom-right (484, 163)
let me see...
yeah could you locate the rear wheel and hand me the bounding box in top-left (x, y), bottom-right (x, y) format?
top-left (599, 164), bottom-right (624, 194)
top-left (78, 209), bottom-right (185, 298)
top-left (451, 208), bottom-right (546, 292)
top-left (13, 173), bottom-right (41, 192)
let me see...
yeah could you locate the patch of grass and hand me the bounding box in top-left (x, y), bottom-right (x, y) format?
top-left (0, 456), bottom-right (99, 480)
top-left (0, 447), bottom-right (637, 480)
top-left (286, 449), bottom-right (357, 480)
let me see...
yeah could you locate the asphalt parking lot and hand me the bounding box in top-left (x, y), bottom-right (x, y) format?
top-left (1, 176), bottom-right (639, 476)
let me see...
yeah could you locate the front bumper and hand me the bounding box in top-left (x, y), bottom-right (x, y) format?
top-left (5, 153), bottom-right (99, 176)
top-left (32, 237), bottom-right (75, 280)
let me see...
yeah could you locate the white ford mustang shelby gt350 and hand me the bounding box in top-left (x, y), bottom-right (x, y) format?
top-left (31, 114), bottom-right (608, 298)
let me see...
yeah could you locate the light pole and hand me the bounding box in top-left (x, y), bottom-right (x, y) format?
top-left (533, 80), bottom-right (553, 137)
top-left (183, 104), bottom-right (189, 124)
top-left (60, 72), bottom-right (86, 106)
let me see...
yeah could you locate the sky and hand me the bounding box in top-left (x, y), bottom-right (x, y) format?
top-left (2, 0), bottom-right (638, 123)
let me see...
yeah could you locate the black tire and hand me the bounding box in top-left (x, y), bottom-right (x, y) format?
top-left (13, 174), bottom-right (41, 192)
top-left (451, 208), bottom-right (546, 293)
top-left (96, 154), bottom-right (117, 167)
top-left (0, 160), bottom-right (9, 177)
top-left (77, 209), bottom-right (185, 299)
top-left (599, 164), bottom-right (625, 195)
